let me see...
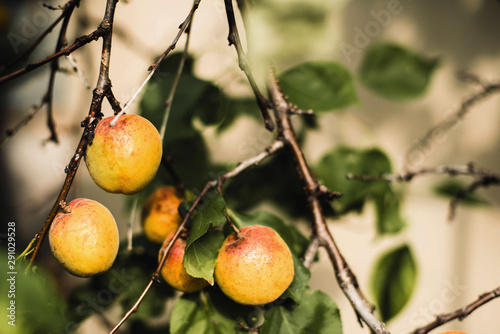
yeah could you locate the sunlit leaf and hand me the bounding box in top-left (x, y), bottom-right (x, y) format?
top-left (184, 230), bottom-right (225, 284)
top-left (186, 190), bottom-right (227, 249)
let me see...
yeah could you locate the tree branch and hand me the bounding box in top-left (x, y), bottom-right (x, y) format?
top-left (411, 286), bottom-right (500, 334)
top-left (347, 164), bottom-right (497, 183)
top-left (269, 73), bottom-right (388, 334)
top-left (44, 0), bottom-right (79, 144)
top-left (109, 0), bottom-right (201, 126)
top-left (347, 163), bottom-right (500, 220)
top-left (223, 0), bottom-right (274, 131)
top-left (1, 0), bottom-right (80, 71)
top-left (404, 78), bottom-right (500, 171)
top-left (109, 140), bottom-right (284, 333)
top-left (27, 0), bottom-right (119, 269)
top-left (0, 19), bottom-right (110, 85)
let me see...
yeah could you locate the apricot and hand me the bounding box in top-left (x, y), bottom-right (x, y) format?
top-left (49, 198), bottom-right (119, 277)
top-left (142, 186), bottom-right (184, 243)
top-left (438, 331), bottom-right (467, 334)
top-left (85, 114), bottom-right (162, 195)
top-left (214, 225), bottom-right (294, 305)
top-left (160, 232), bottom-right (209, 293)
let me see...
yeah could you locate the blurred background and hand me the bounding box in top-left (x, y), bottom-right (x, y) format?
top-left (1, 0), bottom-right (500, 333)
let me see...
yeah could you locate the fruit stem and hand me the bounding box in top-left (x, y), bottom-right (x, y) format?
top-left (226, 214), bottom-right (242, 238)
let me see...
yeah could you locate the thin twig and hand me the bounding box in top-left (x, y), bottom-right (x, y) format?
top-left (223, 0), bottom-right (274, 131)
top-left (1, 0), bottom-right (80, 70)
top-left (1, 103), bottom-right (45, 148)
top-left (27, 0), bottom-right (119, 269)
top-left (159, 5), bottom-right (195, 140)
top-left (347, 164), bottom-right (500, 220)
top-left (108, 140), bottom-right (284, 333)
top-left (44, 0), bottom-right (79, 144)
top-left (347, 164), bottom-right (497, 183)
top-left (109, 0), bottom-right (201, 126)
top-left (65, 54), bottom-right (91, 89)
top-left (448, 174), bottom-right (500, 220)
top-left (302, 236), bottom-right (320, 268)
top-left (127, 195), bottom-right (140, 252)
top-left (0, 18), bottom-right (111, 85)
top-left (404, 79), bottom-right (500, 171)
top-left (269, 72), bottom-right (389, 334)
top-left (411, 286), bottom-right (500, 334)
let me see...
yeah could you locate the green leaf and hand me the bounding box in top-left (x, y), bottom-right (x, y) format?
top-left (279, 61), bottom-right (358, 112)
top-left (261, 290), bottom-right (342, 334)
top-left (371, 244), bottom-right (417, 322)
top-left (0, 257), bottom-right (68, 334)
top-left (434, 179), bottom-right (489, 206)
top-left (170, 293), bottom-right (240, 334)
top-left (359, 43), bottom-right (438, 100)
top-left (186, 190), bottom-right (227, 249)
top-left (228, 210), bottom-right (309, 258)
top-left (315, 146), bottom-right (390, 212)
top-left (184, 230), bottom-right (225, 284)
top-left (374, 188), bottom-right (406, 234)
top-left (314, 146), bottom-right (405, 234)
top-left (281, 254), bottom-right (311, 303)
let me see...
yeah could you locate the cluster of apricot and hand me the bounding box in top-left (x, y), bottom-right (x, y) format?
top-left (49, 114), bottom-right (162, 277)
top-left (49, 113), bottom-right (295, 305)
top-left (142, 186), bottom-right (294, 305)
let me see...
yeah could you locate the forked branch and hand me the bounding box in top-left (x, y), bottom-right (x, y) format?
top-left (404, 77), bottom-right (500, 171)
top-left (347, 163), bottom-right (500, 220)
top-left (269, 73), bottom-right (389, 334)
top-left (411, 286), bottom-right (500, 334)
top-left (28, 0), bottom-right (120, 269)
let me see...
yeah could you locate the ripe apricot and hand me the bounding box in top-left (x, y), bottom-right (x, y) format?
top-left (160, 232), bottom-right (209, 293)
top-left (142, 186), bottom-right (184, 243)
top-left (85, 114), bottom-right (162, 195)
top-left (49, 198), bottom-right (119, 277)
top-left (215, 225), bottom-right (294, 305)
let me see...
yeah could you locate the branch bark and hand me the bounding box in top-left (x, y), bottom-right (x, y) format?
top-left (223, 0), bottom-right (274, 131)
top-left (404, 79), bottom-right (500, 171)
top-left (0, 16), bottom-right (110, 85)
top-left (411, 286), bottom-right (500, 334)
top-left (269, 73), bottom-right (389, 334)
top-left (28, 0), bottom-right (119, 269)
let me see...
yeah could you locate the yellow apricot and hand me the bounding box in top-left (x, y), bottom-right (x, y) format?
top-left (215, 225), bottom-right (294, 305)
top-left (49, 198), bottom-right (119, 277)
top-left (142, 186), bottom-right (184, 243)
top-left (85, 114), bottom-right (162, 195)
top-left (160, 232), bottom-right (209, 293)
